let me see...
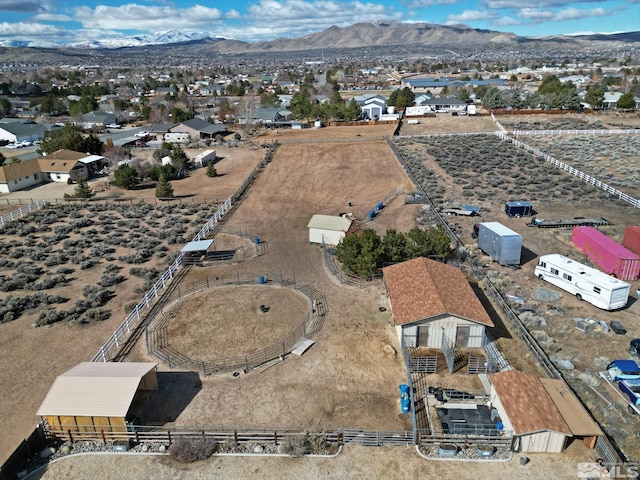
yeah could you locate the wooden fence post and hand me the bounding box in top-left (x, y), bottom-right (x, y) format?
top-left (167, 430), bottom-right (172, 444)
top-left (67, 430), bottom-right (73, 443)
top-left (101, 430), bottom-right (106, 444)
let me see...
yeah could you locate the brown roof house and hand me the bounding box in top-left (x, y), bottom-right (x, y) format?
top-left (0, 159), bottom-right (42, 193)
top-left (37, 149), bottom-right (93, 183)
top-left (488, 369), bottom-right (601, 453)
top-left (383, 257), bottom-right (493, 351)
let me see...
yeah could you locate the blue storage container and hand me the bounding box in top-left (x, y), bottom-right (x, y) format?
top-left (505, 201), bottom-right (533, 218)
top-left (367, 210), bottom-right (375, 220)
top-left (259, 275), bottom-right (265, 284)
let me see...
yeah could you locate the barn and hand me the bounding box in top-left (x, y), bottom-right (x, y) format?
top-left (383, 257), bottom-right (494, 350)
top-left (37, 362), bottom-right (158, 437)
top-left (488, 369), bottom-right (601, 453)
top-left (307, 214), bottom-right (352, 246)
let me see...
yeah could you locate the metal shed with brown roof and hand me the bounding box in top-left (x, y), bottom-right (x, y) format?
top-left (383, 257), bottom-right (493, 350)
top-left (37, 362), bottom-right (158, 438)
top-left (489, 370), bottom-right (599, 452)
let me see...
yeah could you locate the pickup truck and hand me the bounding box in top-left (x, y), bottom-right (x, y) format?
top-left (441, 207), bottom-right (478, 217)
top-left (619, 378), bottom-right (640, 409)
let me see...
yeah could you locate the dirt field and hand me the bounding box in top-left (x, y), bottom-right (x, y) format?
top-left (0, 145), bottom-right (265, 463)
top-left (2, 115), bottom-right (637, 476)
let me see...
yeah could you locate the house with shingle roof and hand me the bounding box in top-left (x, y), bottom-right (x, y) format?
top-left (488, 370), bottom-right (601, 452)
top-left (0, 148), bottom-right (103, 192)
top-left (383, 257), bottom-right (493, 351)
top-left (0, 119), bottom-right (47, 144)
top-left (169, 118), bottom-right (228, 141)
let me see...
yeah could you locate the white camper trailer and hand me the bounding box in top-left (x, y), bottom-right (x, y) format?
top-left (534, 254), bottom-right (630, 310)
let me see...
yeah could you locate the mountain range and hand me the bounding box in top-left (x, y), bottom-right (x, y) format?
top-left (1, 21), bottom-right (639, 52)
top-left (0, 21), bottom-right (638, 66)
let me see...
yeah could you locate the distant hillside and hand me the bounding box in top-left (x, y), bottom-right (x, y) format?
top-left (1, 21), bottom-right (638, 65)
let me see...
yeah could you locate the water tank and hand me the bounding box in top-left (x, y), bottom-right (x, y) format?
top-left (367, 210), bottom-right (375, 220)
top-left (388, 106), bottom-right (396, 114)
top-left (255, 236), bottom-right (260, 245)
top-left (259, 275), bottom-right (265, 285)
top-left (314, 120), bottom-right (322, 128)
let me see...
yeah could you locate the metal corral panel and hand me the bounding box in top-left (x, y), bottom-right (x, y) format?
top-left (477, 222), bottom-right (522, 265)
top-left (623, 226), bottom-right (640, 256)
top-left (572, 226), bottom-right (640, 281)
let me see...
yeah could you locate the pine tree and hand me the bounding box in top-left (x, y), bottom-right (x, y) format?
top-left (72, 177), bottom-right (95, 198)
top-left (155, 174), bottom-right (174, 198)
top-left (206, 163), bottom-right (218, 178)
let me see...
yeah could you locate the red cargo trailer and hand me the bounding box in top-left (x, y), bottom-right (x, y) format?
top-left (572, 226), bottom-right (640, 281)
top-left (623, 226), bottom-right (640, 256)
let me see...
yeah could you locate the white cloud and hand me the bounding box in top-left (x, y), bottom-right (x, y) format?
top-left (0, 21), bottom-right (59, 36)
top-left (73, 4), bottom-right (224, 30)
top-left (445, 10), bottom-right (497, 23)
top-left (33, 13), bottom-right (71, 22)
top-left (408, 0), bottom-right (460, 7)
top-left (483, 0), bottom-right (606, 8)
top-left (517, 6), bottom-right (611, 22)
top-left (491, 16), bottom-right (521, 27)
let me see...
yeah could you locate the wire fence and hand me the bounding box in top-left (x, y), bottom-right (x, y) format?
top-left (145, 273), bottom-right (327, 376)
top-left (491, 114), bottom-right (640, 209)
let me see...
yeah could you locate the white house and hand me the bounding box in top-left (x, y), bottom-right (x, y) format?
top-left (383, 257), bottom-right (494, 350)
top-left (0, 119), bottom-right (47, 144)
top-left (307, 214), bottom-right (352, 245)
top-left (0, 159), bottom-right (42, 193)
top-left (38, 150), bottom-right (90, 183)
top-left (488, 370), bottom-right (601, 453)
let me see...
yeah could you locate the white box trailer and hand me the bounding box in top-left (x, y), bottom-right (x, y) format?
top-left (477, 222), bottom-right (521, 265)
top-left (534, 254), bottom-right (630, 310)
top-left (193, 149), bottom-right (217, 168)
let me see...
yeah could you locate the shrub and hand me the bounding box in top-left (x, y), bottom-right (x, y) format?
top-left (82, 308), bottom-right (111, 323)
top-left (99, 272), bottom-right (126, 287)
top-left (35, 308), bottom-right (67, 326)
top-left (169, 436), bottom-right (218, 463)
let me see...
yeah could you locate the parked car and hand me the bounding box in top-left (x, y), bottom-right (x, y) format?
top-left (630, 339), bottom-right (640, 356)
top-left (106, 123), bottom-right (121, 129)
top-left (618, 378), bottom-right (640, 409)
top-left (134, 131), bottom-right (149, 138)
top-left (607, 359), bottom-right (640, 381)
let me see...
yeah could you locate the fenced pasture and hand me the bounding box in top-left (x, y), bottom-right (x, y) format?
top-left (514, 133), bottom-right (640, 198)
top-left (389, 130), bottom-right (639, 462)
top-left (495, 113), bottom-right (640, 132)
top-left (145, 273), bottom-right (327, 376)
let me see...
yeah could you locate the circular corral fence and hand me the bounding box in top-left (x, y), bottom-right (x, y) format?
top-left (145, 272), bottom-right (327, 376)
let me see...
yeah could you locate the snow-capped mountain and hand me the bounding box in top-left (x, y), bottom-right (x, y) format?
top-left (68, 30), bottom-right (222, 49)
top-left (0, 30), bottom-right (223, 49)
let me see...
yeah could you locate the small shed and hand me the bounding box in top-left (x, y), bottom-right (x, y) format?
top-left (307, 214), bottom-right (352, 245)
top-left (488, 370), bottom-right (600, 453)
top-left (37, 362), bottom-right (158, 436)
top-left (181, 239), bottom-right (214, 263)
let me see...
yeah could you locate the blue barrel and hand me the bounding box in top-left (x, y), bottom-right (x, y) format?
top-left (377, 201), bottom-right (384, 210)
top-left (259, 275), bottom-right (265, 284)
top-left (255, 236), bottom-right (260, 245)
top-left (367, 210), bottom-right (375, 220)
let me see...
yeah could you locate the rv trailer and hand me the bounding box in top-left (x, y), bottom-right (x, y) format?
top-left (534, 254), bottom-right (630, 310)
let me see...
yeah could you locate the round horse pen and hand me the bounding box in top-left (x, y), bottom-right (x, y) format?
top-left (145, 272), bottom-right (327, 376)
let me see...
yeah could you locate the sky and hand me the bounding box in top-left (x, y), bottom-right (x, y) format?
top-left (0, 0), bottom-right (638, 46)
